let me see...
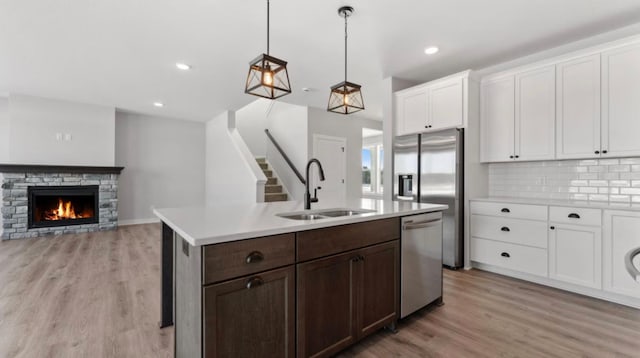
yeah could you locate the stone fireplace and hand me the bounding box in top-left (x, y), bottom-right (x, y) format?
top-left (1, 164), bottom-right (124, 239)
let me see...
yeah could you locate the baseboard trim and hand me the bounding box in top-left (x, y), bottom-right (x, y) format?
top-left (119, 218), bottom-right (160, 226)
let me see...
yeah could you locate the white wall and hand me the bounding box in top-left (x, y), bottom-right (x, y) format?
top-left (8, 94), bottom-right (115, 166)
top-left (205, 111), bottom-right (261, 205)
top-left (0, 98), bottom-right (8, 163)
top-left (307, 107), bottom-right (383, 201)
top-left (266, 103), bottom-right (309, 200)
top-left (115, 112), bottom-right (206, 224)
top-left (235, 99), bottom-right (269, 157)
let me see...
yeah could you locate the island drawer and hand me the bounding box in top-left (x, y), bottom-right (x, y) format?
top-left (296, 218), bottom-right (400, 262)
top-left (203, 233), bottom-right (295, 285)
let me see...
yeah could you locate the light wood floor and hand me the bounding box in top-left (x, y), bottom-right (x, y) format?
top-left (1, 224), bottom-right (639, 357)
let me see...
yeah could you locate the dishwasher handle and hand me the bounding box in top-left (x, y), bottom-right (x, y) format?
top-left (403, 218), bottom-right (442, 230)
top-left (625, 247), bottom-right (640, 283)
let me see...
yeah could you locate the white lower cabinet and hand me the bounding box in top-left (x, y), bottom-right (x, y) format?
top-left (471, 200), bottom-right (640, 308)
top-left (549, 223), bottom-right (602, 289)
top-left (603, 210), bottom-right (640, 299)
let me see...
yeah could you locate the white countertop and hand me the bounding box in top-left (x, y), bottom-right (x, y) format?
top-left (472, 197), bottom-right (640, 212)
top-left (154, 199), bottom-right (448, 246)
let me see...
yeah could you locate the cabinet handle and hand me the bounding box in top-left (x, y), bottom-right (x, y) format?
top-left (515, 155), bottom-right (520, 159)
top-left (509, 155), bottom-right (514, 159)
top-left (351, 256), bottom-right (360, 262)
top-left (246, 277), bottom-right (264, 289)
top-left (501, 227), bottom-right (510, 232)
top-left (595, 150), bottom-right (600, 154)
top-left (245, 251), bottom-right (264, 264)
top-left (550, 226), bottom-right (555, 230)
top-left (425, 125), bottom-right (429, 128)
top-left (359, 255), bottom-right (365, 262)
top-left (500, 252), bottom-right (511, 258)
top-left (501, 208), bottom-right (510, 213)
top-left (568, 213), bottom-right (581, 219)
top-left (602, 150), bottom-right (608, 154)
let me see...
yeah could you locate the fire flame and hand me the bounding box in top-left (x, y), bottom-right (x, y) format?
top-left (44, 199), bottom-right (91, 221)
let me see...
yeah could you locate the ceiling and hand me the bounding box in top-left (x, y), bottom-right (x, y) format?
top-left (2, 0), bottom-right (640, 122)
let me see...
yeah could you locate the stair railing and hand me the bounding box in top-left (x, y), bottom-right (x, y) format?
top-left (264, 129), bottom-right (306, 185)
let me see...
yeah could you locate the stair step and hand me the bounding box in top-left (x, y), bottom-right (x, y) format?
top-left (266, 177), bottom-right (277, 185)
top-left (262, 170), bottom-right (273, 177)
top-left (265, 193), bottom-right (287, 202)
top-left (258, 163), bottom-right (269, 170)
top-left (256, 157), bottom-right (267, 164)
top-left (265, 185), bottom-right (283, 194)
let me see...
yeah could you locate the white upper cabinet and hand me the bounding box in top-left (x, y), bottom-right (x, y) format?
top-left (556, 54), bottom-right (601, 159)
top-left (602, 43), bottom-right (640, 157)
top-left (481, 76), bottom-right (515, 162)
top-left (394, 71), bottom-right (469, 136)
top-left (428, 77), bottom-right (464, 129)
top-left (395, 87), bottom-right (428, 135)
top-left (515, 66), bottom-right (556, 161)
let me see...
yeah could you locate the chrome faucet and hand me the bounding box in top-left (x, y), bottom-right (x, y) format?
top-left (304, 158), bottom-right (326, 210)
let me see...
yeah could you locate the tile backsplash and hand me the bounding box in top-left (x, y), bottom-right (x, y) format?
top-left (489, 158), bottom-right (640, 203)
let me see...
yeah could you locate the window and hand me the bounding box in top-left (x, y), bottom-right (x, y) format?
top-left (362, 129), bottom-right (383, 195)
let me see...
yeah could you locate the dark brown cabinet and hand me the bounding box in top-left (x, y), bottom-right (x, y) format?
top-left (203, 266), bottom-right (295, 358)
top-left (296, 241), bottom-right (399, 358)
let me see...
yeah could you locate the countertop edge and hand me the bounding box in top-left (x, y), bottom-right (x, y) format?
top-left (154, 205), bottom-right (448, 247)
top-left (471, 197), bottom-right (640, 212)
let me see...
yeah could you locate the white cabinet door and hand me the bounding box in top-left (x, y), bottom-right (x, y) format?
top-left (602, 43), bottom-right (640, 158)
top-left (428, 77), bottom-right (463, 130)
top-left (549, 224), bottom-right (602, 289)
top-left (515, 66), bottom-right (556, 161)
top-left (481, 76), bottom-right (515, 162)
top-left (603, 210), bottom-right (640, 299)
top-left (556, 54), bottom-right (601, 159)
top-left (395, 87), bottom-right (428, 135)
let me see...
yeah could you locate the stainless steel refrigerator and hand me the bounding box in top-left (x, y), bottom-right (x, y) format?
top-left (393, 128), bottom-right (464, 269)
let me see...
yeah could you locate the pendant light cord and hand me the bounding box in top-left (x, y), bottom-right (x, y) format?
top-left (344, 13), bottom-right (348, 83)
top-left (267, 0), bottom-right (270, 55)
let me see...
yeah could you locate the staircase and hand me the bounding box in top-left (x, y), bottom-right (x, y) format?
top-left (256, 158), bottom-right (288, 202)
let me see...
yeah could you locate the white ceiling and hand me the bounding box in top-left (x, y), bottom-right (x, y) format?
top-left (2, 0), bottom-right (640, 121)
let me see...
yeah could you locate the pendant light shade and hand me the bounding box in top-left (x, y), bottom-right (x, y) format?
top-left (328, 6), bottom-right (364, 115)
top-left (245, 0), bottom-right (291, 99)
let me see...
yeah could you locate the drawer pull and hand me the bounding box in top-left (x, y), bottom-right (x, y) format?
top-left (550, 226), bottom-right (555, 230)
top-left (245, 251), bottom-right (264, 264)
top-left (246, 277), bottom-right (264, 289)
top-left (568, 213), bottom-right (581, 219)
top-left (500, 252), bottom-right (511, 258)
top-left (501, 227), bottom-right (510, 232)
top-left (501, 208), bottom-right (510, 213)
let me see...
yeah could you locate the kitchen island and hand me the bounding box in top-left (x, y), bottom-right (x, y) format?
top-left (155, 199), bottom-right (447, 358)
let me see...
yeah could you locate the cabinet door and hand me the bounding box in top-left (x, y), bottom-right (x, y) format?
top-left (602, 43), bottom-right (640, 157)
top-left (549, 224), bottom-right (602, 289)
top-left (603, 210), bottom-right (640, 299)
top-left (481, 76), bottom-right (515, 162)
top-left (203, 266), bottom-right (295, 358)
top-left (396, 87), bottom-right (428, 135)
top-left (358, 241), bottom-right (398, 338)
top-left (556, 54), bottom-right (601, 159)
top-left (297, 251), bottom-right (359, 358)
top-left (428, 77), bottom-right (464, 130)
top-left (515, 65), bottom-right (556, 161)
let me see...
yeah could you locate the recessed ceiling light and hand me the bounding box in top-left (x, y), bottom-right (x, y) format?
top-left (424, 46), bottom-right (439, 55)
top-left (153, 102), bottom-right (164, 107)
top-left (176, 63), bottom-right (192, 70)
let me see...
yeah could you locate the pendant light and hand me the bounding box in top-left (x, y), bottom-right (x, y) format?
top-left (327, 6), bottom-right (364, 115)
top-left (245, 0), bottom-right (292, 99)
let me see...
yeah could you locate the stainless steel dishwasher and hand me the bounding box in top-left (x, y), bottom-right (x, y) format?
top-left (400, 212), bottom-right (443, 318)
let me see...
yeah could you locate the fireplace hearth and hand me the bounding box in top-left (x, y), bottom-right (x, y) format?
top-left (28, 186), bottom-right (99, 229)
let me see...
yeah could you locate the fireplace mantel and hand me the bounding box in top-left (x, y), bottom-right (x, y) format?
top-left (0, 164), bottom-right (124, 174)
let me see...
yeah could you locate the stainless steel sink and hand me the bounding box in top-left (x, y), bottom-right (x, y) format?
top-left (276, 208), bottom-right (376, 221)
top-left (277, 213), bottom-right (329, 221)
top-left (316, 209), bottom-right (375, 217)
